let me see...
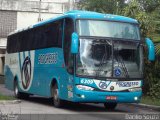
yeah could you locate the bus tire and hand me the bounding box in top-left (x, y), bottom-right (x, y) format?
top-left (52, 83), bottom-right (63, 108)
top-left (14, 81), bottom-right (22, 98)
top-left (104, 102), bottom-right (117, 110)
top-left (14, 81), bottom-right (29, 99)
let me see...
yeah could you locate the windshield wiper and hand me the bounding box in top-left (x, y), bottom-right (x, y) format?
top-left (117, 55), bottom-right (129, 78)
top-left (96, 45), bottom-right (108, 77)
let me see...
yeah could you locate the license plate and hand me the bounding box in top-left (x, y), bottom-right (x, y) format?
top-left (106, 96), bottom-right (117, 100)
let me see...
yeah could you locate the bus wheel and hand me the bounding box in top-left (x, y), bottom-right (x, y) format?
top-left (14, 81), bottom-right (21, 98)
top-left (104, 102), bottom-right (117, 110)
top-left (52, 84), bottom-right (63, 108)
top-left (14, 81), bottom-right (29, 99)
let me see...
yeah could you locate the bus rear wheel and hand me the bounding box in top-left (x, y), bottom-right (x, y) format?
top-left (104, 102), bottom-right (117, 110)
top-left (52, 84), bottom-right (63, 108)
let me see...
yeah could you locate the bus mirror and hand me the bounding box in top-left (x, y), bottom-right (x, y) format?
top-left (145, 38), bottom-right (155, 61)
top-left (71, 32), bottom-right (79, 54)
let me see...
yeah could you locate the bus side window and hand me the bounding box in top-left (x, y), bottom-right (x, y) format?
top-left (64, 18), bottom-right (74, 73)
top-left (6, 20), bottom-right (63, 53)
top-left (44, 20), bottom-right (63, 48)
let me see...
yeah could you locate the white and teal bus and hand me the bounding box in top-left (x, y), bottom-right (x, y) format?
top-left (5, 10), bottom-right (155, 109)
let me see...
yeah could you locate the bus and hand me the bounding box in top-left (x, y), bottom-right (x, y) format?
top-left (5, 10), bottom-right (155, 109)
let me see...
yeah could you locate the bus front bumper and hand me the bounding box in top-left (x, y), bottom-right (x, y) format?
top-left (73, 89), bottom-right (142, 103)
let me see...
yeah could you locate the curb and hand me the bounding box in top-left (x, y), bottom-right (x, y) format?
top-left (0, 100), bottom-right (21, 104)
top-left (128, 103), bottom-right (160, 111)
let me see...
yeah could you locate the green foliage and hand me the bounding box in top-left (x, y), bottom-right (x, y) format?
top-left (122, 0), bottom-right (155, 37)
top-left (0, 93), bottom-right (15, 100)
top-left (144, 60), bottom-right (160, 99)
top-left (78, 0), bottom-right (126, 14)
top-left (137, 0), bottom-right (160, 13)
top-left (141, 96), bottom-right (160, 106)
top-left (156, 43), bottom-right (160, 55)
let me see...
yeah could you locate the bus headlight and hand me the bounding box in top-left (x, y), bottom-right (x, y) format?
top-left (76, 85), bottom-right (94, 91)
top-left (128, 87), bottom-right (142, 92)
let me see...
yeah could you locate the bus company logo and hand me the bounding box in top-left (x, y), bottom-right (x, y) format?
top-left (114, 68), bottom-right (121, 76)
top-left (99, 81), bottom-right (110, 89)
top-left (21, 56), bottom-right (31, 89)
top-left (38, 52), bottom-right (58, 64)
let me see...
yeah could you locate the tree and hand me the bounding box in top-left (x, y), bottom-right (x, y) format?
top-left (156, 43), bottom-right (160, 56)
top-left (78, 0), bottom-right (126, 14)
top-left (122, 0), bottom-right (155, 37)
top-left (137, 0), bottom-right (160, 13)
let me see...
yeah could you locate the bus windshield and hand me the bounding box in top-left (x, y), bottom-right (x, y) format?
top-left (76, 39), bottom-right (143, 79)
top-left (77, 20), bottom-right (140, 40)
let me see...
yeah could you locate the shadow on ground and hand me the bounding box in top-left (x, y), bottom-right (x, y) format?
top-left (20, 95), bottom-right (133, 113)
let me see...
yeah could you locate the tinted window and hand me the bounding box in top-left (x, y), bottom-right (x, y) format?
top-left (7, 20), bottom-right (63, 53)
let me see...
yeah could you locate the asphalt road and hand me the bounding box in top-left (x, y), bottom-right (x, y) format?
top-left (0, 96), bottom-right (159, 120)
top-left (0, 84), bottom-right (160, 120)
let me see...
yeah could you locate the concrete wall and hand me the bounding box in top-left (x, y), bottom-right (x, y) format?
top-left (0, 38), bottom-right (6, 75)
top-left (0, 10), bottom-right (16, 75)
top-left (0, 10), bottom-right (17, 37)
top-left (17, 12), bottom-right (60, 29)
top-left (0, 38), bottom-right (6, 49)
top-left (0, 0), bottom-right (72, 30)
top-left (0, 0), bottom-right (69, 13)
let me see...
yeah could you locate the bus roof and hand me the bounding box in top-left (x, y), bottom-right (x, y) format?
top-left (34, 10), bottom-right (138, 27)
top-left (9, 10), bottom-right (138, 35)
top-left (64, 10), bottom-right (138, 23)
